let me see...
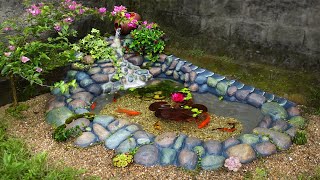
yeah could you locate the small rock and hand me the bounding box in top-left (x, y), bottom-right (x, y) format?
top-left (46, 106), bottom-right (74, 126)
top-left (287, 106), bottom-right (301, 117)
top-left (195, 75), bottom-right (207, 85)
top-left (247, 93), bottom-right (266, 107)
top-left (86, 84), bottom-right (102, 96)
top-left (160, 148), bottom-right (177, 165)
top-left (127, 55), bottom-right (144, 66)
top-left (189, 83), bottom-right (199, 92)
top-left (93, 123), bottom-right (110, 141)
top-left (155, 132), bottom-right (177, 148)
top-left (125, 124), bottom-right (140, 133)
top-left (134, 145), bottom-right (159, 166)
top-left (82, 55), bottom-right (95, 64)
top-left (88, 67), bottom-right (101, 75)
top-left (169, 60), bottom-right (178, 70)
top-left (216, 81), bottom-right (229, 96)
top-left (189, 71), bottom-right (197, 82)
top-left (71, 92), bottom-right (94, 104)
top-left (227, 86), bottom-right (238, 96)
top-left (70, 86), bottom-right (85, 94)
top-left (80, 78), bottom-right (94, 88)
top-left (178, 149), bottom-right (198, 170)
top-left (134, 131), bottom-right (152, 145)
top-left (261, 102), bottom-right (288, 120)
top-left (271, 119), bottom-right (289, 131)
top-left (184, 137), bottom-right (202, 150)
top-left (201, 155), bottom-right (225, 170)
top-left (254, 142), bottom-right (277, 157)
top-left (239, 134), bottom-right (260, 145)
top-left (116, 137), bottom-right (137, 154)
top-left (46, 96), bottom-right (66, 112)
top-left (107, 119), bottom-right (130, 133)
top-left (181, 65), bottom-right (192, 73)
top-left (93, 115), bottom-right (114, 127)
top-left (102, 67), bottom-right (115, 74)
top-left (74, 108), bottom-right (89, 114)
top-left (149, 67), bottom-right (162, 77)
top-left (222, 138), bottom-right (241, 149)
top-left (226, 144), bottom-right (256, 163)
top-left (66, 118), bottom-right (90, 131)
top-left (173, 71), bottom-right (179, 80)
top-left (68, 99), bottom-right (87, 110)
top-left (184, 73), bottom-right (190, 82)
top-left (258, 116), bottom-right (272, 128)
top-left (101, 82), bottom-right (113, 93)
top-left (74, 132), bottom-right (97, 148)
top-left (199, 84), bottom-right (208, 93)
top-left (105, 129), bottom-right (131, 149)
top-left (99, 63), bottom-right (113, 68)
top-left (91, 74), bottom-right (109, 83)
top-left (253, 127), bottom-right (292, 150)
top-left (235, 90), bottom-right (251, 101)
top-left (75, 72), bottom-right (89, 81)
top-left (173, 134), bottom-right (187, 151)
top-left (286, 127), bottom-right (298, 138)
top-left (204, 140), bottom-right (222, 155)
top-left (175, 61), bottom-right (185, 71)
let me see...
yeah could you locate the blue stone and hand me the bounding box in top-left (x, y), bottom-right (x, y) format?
top-left (201, 155), bottom-right (225, 170)
top-left (239, 134), bottom-right (260, 145)
top-left (115, 137), bottom-right (137, 154)
top-left (93, 115), bottom-right (114, 127)
top-left (240, 85), bottom-right (255, 92)
top-left (232, 81), bottom-right (244, 89)
top-left (195, 75), bottom-right (207, 85)
top-left (80, 78), bottom-right (94, 88)
top-left (105, 129), bottom-right (132, 149)
top-left (46, 106), bottom-right (74, 127)
top-left (195, 68), bottom-right (206, 74)
top-left (134, 145), bottom-right (159, 166)
top-left (261, 102), bottom-right (288, 120)
top-left (134, 131), bottom-right (152, 145)
top-left (254, 142), bottom-right (277, 157)
top-left (74, 132), bottom-right (97, 148)
top-left (211, 74), bottom-right (225, 81)
top-left (204, 140), bottom-right (222, 155)
top-left (253, 127), bottom-right (292, 150)
top-left (173, 134), bottom-right (187, 151)
top-left (264, 92), bottom-right (275, 102)
top-left (75, 108), bottom-right (89, 114)
top-left (199, 71), bottom-right (214, 77)
top-left (199, 84), bottom-right (208, 93)
top-left (160, 148), bottom-right (177, 165)
top-left (178, 149), bottom-right (198, 170)
top-left (175, 61), bottom-right (185, 71)
top-left (86, 84), bottom-right (102, 96)
top-left (253, 89), bottom-right (265, 96)
top-left (75, 72), bottom-right (89, 81)
top-left (189, 65), bottom-right (198, 70)
top-left (222, 138), bottom-right (241, 149)
top-left (184, 137), bottom-right (202, 150)
top-left (125, 124), bottom-right (140, 133)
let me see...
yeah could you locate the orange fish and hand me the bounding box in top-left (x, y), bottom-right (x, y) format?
top-left (116, 107), bottom-right (141, 116)
top-left (217, 127), bottom-right (236, 132)
top-left (90, 102), bottom-right (97, 110)
top-left (198, 113), bottom-right (210, 129)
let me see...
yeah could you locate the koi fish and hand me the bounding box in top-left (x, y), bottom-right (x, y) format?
top-left (198, 113), bottom-right (210, 129)
top-left (116, 107), bottom-right (141, 116)
top-left (90, 102), bottom-right (97, 110)
top-left (215, 123), bottom-right (237, 132)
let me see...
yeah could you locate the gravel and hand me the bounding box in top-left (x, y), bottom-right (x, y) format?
top-left (2, 93), bottom-right (320, 179)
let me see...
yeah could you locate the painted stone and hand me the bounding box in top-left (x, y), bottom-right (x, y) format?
top-left (235, 90), bottom-right (251, 101)
top-left (155, 132), bottom-right (177, 148)
top-left (93, 123), bottom-right (110, 141)
top-left (226, 144), bottom-right (256, 163)
top-left (116, 137), bottom-right (137, 154)
top-left (80, 78), bottom-right (94, 88)
top-left (253, 127), bottom-right (292, 150)
top-left (178, 149), bottom-right (198, 170)
top-left (261, 102), bottom-right (288, 120)
top-left (66, 118), bottom-right (90, 131)
top-left (46, 106), bottom-right (74, 126)
top-left (201, 155), bottom-right (225, 170)
top-left (160, 148), bottom-right (177, 165)
top-left (74, 132), bottom-right (97, 148)
top-left (149, 67), bottom-right (162, 77)
top-left (87, 84), bottom-right (102, 96)
top-left (239, 134), bottom-right (260, 145)
top-left (71, 92), bottom-right (94, 104)
top-left (173, 134), bottom-right (187, 151)
top-left (247, 93), bottom-right (266, 107)
top-left (227, 86), bottom-right (238, 96)
top-left (91, 74), bottom-right (109, 83)
top-left (127, 55), bottom-right (144, 66)
top-left (93, 115), bottom-right (114, 127)
top-left (254, 142), bottom-right (277, 157)
top-left (222, 138), bottom-right (241, 149)
top-left (88, 67), bottom-right (101, 75)
top-left (184, 137), bottom-right (202, 150)
top-left (134, 145), bottom-right (159, 166)
top-left (216, 81), bottom-right (229, 96)
top-left (68, 99), bottom-right (87, 110)
top-left (134, 131), bottom-right (152, 145)
top-left (105, 129), bottom-right (131, 149)
top-left (271, 119), bottom-right (289, 131)
top-left (204, 140), bottom-right (222, 155)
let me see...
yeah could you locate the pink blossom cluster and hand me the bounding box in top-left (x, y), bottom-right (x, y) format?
top-left (63, 0), bottom-right (84, 14)
top-left (128, 19), bottom-right (138, 28)
top-left (27, 4), bottom-right (42, 16)
top-left (111, 5), bottom-right (127, 16)
top-left (171, 92), bottom-right (185, 103)
top-left (4, 45), bottom-right (16, 57)
top-left (224, 156), bottom-right (242, 172)
top-left (21, 56), bottom-right (30, 63)
top-left (98, 7), bottom-right (107, 15)
top-left (142, 21), bottom-right (156, 29)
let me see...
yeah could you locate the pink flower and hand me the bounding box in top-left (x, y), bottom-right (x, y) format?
top-left (54, 24), bottom-right (61, 31)
top-left (78, 8), bottom-right (84, 14)
top-left (68, 4), bottom-right (76, 10)
top-left (36, 67), bottom-right (43, 72)
top-left (171, 92), bottom-right (185, 103)
top-left (142, 21), bottom-right (148, 25)
top-left (63, 17), bottom-right (73, 23)
top-left (8, 45), bottom-right (15, 51)
top-left (128, 19), bottom-right (138, 28)
top-left (124, 13), bottom-right (131, 19)
top-left (146, 24), bottom-right (153, 29)
top-left (27, 4), bottom-right (41, 16)
top-left (4, 52), bottom-right (11, 57)
top-left (21, 56), bottom-right (30, 63)
top-left (113, 5), bottom-right (126, 13)
top-left (65, 0), bottom-right (71, 3)
top-left (98, 7), bottom-right (107, 14)
top-left (3, 27), bottom-right (12, 31)
top-left (224, 156), bottom-right (242, 172)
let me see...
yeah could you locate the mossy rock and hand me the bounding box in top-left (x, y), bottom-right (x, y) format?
top-left (288, 116), bottom-right (306, 129)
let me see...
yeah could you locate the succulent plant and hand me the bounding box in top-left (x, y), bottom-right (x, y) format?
top-left (112, 153), bottom-right (134, 168)
top-left (293, 130), bottom-right (307, 145)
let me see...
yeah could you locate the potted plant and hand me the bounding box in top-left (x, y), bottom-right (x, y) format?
top-left (110, 5), bottom-right (141, 35)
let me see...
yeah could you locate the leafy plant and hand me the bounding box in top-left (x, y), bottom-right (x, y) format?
top-left (128, 23), bottom-right (165, 62)
top-left (51, 79), bottom-right (78, 95)
top-left (293, 130), bottom-right (307, 145)
top-left (112, 153), bottom-right (134, 168)
top-left (179, 88), bottom-right (192, 101)
top-left (5, 103), bottom-right (29, 118)
top-left (52, 124), bottom-right (82, 142)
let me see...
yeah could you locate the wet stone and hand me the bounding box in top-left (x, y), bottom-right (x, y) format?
top-left (107, 119), bottom-right (130, 133)
top-left (105, 129), bottom-right (131, 149)
top-left (68, 99), bottom-right (87, 110)
top-left (173, 134), bottom-right (187, 151)
top-left (253, 127), bottom-right (292, 150)
top-left (222, 138), bottom-right (241, 149)
top-left (247, 93), bottom-right (266, 108)
top-left (46, 106), bottom-right (74, 127)
top-left (80, 78), bottom-right (94, 88)
top-left (116, 137), bottom-right (137, 154)
top-left (71, 92), bottom-right (94, 104)
top-left (93, 123), bottom-right (110, 141)
top-left (160, 148), bottom-right (177, 165)
top-left (88, 67), bottom-right (101, 75)
top-left (226, 144), bottom-right (256, 164)
top-left (235, 90), bottom-right (251, 101)
top-left (288, 116), bottom-right (306, 129)
top-left (204, 140), bottom-right (222, 155)
top-left (227, 86), bottom-right (238, 96)
top-left (149, 67), bottom-right (162, 77)
top-left (184, 137), bottom-right (202, 150)
top-left (287, 106), bottom-right (301, 117)
top-left (239, 134), bottom-right (260, 145)
top-left (271, 119), bottom-right (289, 131)
top-left (102, 67), bottom-right (115, 74)
top-left (91, 74), bottom-right (109, 83)
top-left (201, 155), bottom-right (225, 170)
top-left (134, 131), bottom-right (152, 145)
top-left (134, 145), bottom-right (159, 166)
top-left (127, 55), bottom-right (144, 66)
top-left (74, 132), bottom-right (97, 148)
top-left (195, 75), bottom-right (207, 85)
top-left (178, 149), bottom-right (198, 170)
top-left (93, 115), bottom-right (114, 127)
top-left (86, 84), bottom-right (102, 96)
top-left (155, 132), bottom-right (177, 148)
top-left (254, 142), bottom-right (277, 157)
top-left (261, 102), bottom-right (288, 120)
top-left (66, 118), bottom-right (90, 131)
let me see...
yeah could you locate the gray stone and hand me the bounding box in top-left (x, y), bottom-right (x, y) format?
top-left (155, 132), bottom-right (177, 148)
top-left (181, 65), bottom-right (192, 73)
top-left (226, 144), bottom-right (256, 163)
top-left (75, 72), bottom-right (89, 81)
top-left (88, 67), bottom-right (101, 75)
top-left (99, 63), bottom-right (113, 68)
top-left (116, 137), bottom-right (137, 154)
top-left (227, 86), bottom-right (238, 96)
top-left (258, 116), bottom-right (272, 128)
top-left (247, 93), bottom-right (266, 107)
top-left (160, 148), bottom-right (177, 165)
top-left (71, 92), bottom-right (94, 104)
top-left (288, 116), bottom-right (306, 129)
top-left (86, 84), bottom-right (102, 96)
top-left (286, 127), bottom-right (298, 138)
top-left (46, 106), bottom-right (74, 127)
top-left (66, 118), bottom-right (90, 131)
top-left (175, 61), bottom-right (185, 71)
top-left (207, 76), bottom-right (218, 87)
top-left (93, 115), bottom-right (114, 127)
top-left (125, 124), bottom-right (140, 133)
top-left (253, 127), bottom-right (292, 150)
top-left (216, 81), bottom-right (229, 96)
top-left (74, 132), bottom-right (97, 148)
top-left (201, 155), bottom-right (225, 170)
top-left (105, 129), bottom-right (131, 149)
top-left (93, 123), bottom-right (110, 141)
top-left (127, 55), bottom-right (144, 66)
top-left (101, 82), bottom-right (113, 93)
top-left (184, 137), bottom-right (202, 150)
top-left (80, 78), bottom-right (94, 88)
top-left (204, 140), bottom-right (222, 155)
top-left (91, 74), bottom-right (109, 83)
top-left (70, 86), bottom-right (85, 94)
top-left (134, 145), bottom-right (159, 166)
top-left (184, 73), bottom-right (190, 82)
top-left (173, 71), bottom-right (179, 80)
top-left (261, 102), bottom-right (288, 120)
top-left (271, 119), bottom-right (289, 131)
top-left (287, 106), bottom-right (301, 117)
top-left (222, 138), bottom-right (241, 149)
top-left (254, 142), bottom-right (277, 157)
top-left (195, 75), bottom-right (207, 85)
top-left (178, 149), bottom-right (198, 170)
top-left (173, 134), bottom-right (187, 151)
top-left (189, 83), bottom-right (199, 92)
top-left (133, 131), bottom-right (152, 145)
top-left (68, 99), bottom-right (87, 110)
top-left (46, 96), bottom-right (66, 112)
top-left (169, 60), bottom-right (178, 70)
top-left (235, 90), bottom-right (251, 101)
top-left (102, 67), bottom-right (115, 74)
top-left (239, 134), bottom-right (260, 145)
top-left (149, 67), bottom-right (162, 77)
top-left (107, 119), bottom-right (130, 133)
top-left (189, 71), bottom-right (197, 82)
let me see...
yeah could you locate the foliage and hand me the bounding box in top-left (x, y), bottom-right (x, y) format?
top-left (52, 124), bottom-right (82, 142)
top-left (179, 88), bottom-right (193, 101)
top-left (129, 23), bottom-right (165, 62)
top-left (64, 112), bottom-right (96, 124)
top-left (52, 79), bottom-right (77, 94)
top-left (293, 130), bottom-right (307, 145)
top-left (72, 28), bottom-right (116, 61)
top-left (0, 118), bottom-right (91, 179)
top-left (5, 103), bottom-right (29, 118)
top-left (255, 167), bottom-right (268, 179)
top-left (112, 153), bottom-right (134, 168)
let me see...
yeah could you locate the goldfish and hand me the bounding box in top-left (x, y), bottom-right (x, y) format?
top-left (90, 102), bottom-right (97, 110)
top-left (116, 107), bottom-right (141, 116)
top-left (198, 113), bottom-right (210, 129)
top-left (215, 122), bottom-right (237, 132)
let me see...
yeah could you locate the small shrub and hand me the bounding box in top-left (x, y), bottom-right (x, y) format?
top-left (293, 130), bottom-right (307, 145)
top-left (52, 125), bottom-right (82, 142)
top-left (5, 103), bottom-right (29, 118)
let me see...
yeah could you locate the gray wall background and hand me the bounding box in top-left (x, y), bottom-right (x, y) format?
top-left (1, 0), bottom-right (319, 70)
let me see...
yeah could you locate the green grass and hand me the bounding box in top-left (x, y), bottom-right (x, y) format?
top-left (0, 119), bottom-right (99, 180)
